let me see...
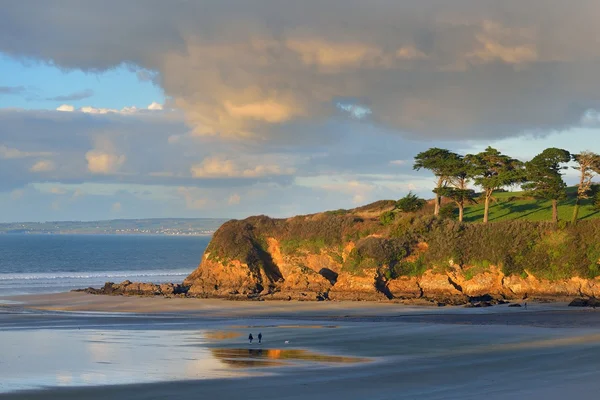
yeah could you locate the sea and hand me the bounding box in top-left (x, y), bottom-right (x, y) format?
top-left (0, 234), bottom-right (210, 296)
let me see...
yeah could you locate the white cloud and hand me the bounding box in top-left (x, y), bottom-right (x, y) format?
top-left (30, 160), bottom-right (55, 172)
top-left (56, 104), bottom-right (166, 115)
top-left (147, 102), bottom-right (163, 110)
top-left (57, 104), bottom-right (75, 112)
top-left (389, 159), bottom-right (408, 166)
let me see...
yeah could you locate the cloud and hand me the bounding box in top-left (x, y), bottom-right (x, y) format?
top-left (389, 160), bottom-right (408, 166)
top-left (320, 179), bottom-right (375, 205)
top-left (147, 102), bottom-right (163, 110)
top-left (3, 1), bottom-right (600, 140)
top-left (0, 86), bottom-right (26, 95)
top-left (56, 104), bottom-right (75, 112)
top-left (49, 186), bottom-right (67, 195)
top-left (177, 187), bottom-right (209, 210)
top-left (56, 103), bottom-right (166, 114)
top-left (85, 138), bottom-right (126, 174)
top-left (46, 89), bottom-right (94, 102)
top-left (228, 193), bottom-right (241, 205)
top-left (0, 145), bottom-right (52, 159)
top-left (190, 156), bottom-right (296, 178)
top-left (10, 189), bottom-right (24, 200)
top-left (30, 160), bottom-right (55, 172)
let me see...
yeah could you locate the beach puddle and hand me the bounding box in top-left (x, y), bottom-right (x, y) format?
top-left (211, 348), bottom-right (368, 367)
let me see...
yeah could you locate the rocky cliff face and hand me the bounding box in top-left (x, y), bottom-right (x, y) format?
top-left (181, 203), bottom-right (600, 304)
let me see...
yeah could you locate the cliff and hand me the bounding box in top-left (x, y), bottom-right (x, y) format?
top-left (182, 201), bottom-right (600, 304)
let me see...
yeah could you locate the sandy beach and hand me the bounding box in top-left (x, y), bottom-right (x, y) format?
top-left (2, 293), bottom-right (600, 399)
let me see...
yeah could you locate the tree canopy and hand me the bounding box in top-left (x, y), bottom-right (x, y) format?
top-left (466, 146), bottom-right (525, 223)
top-left (523, 148), bottom-right (571, 223)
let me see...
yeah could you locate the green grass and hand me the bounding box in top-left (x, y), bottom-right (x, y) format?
top-left (462, 187), bottom-right (599, 223)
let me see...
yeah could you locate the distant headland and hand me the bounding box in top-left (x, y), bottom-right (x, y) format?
top-left (0, 218), bottom-right (228, 236)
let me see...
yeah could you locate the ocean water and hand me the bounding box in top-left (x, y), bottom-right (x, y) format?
top-left (0, 234), bottom-right (210, 296)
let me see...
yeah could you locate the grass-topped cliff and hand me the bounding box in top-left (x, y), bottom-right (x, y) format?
top-left (462, 187), bottom-right (598, 223)
top-left (184, 192), bottom-right (600, 303)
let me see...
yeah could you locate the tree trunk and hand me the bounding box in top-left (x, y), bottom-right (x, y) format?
top-left (483, 191), bottom-right (491, 224)
top-left (552, 199), bottom-right (558, 224)
top-left (572, 199), bottom-right (580, 224)
top-left (458, 203), bottom-right (464, 222)
top-left (434, 176), bottom-right (444, 216)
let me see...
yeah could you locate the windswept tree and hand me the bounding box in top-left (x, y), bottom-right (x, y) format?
top-left (436, 156), bottom-right (476, 222)
top-left (523, 148), bottom-right (571, 224)
top-left (413, 148), bottom-right (461, 216)
top-left (572, 151), bottom-right (600, 223)
top-left (466, 147), bottom-right (525, 223)
top-left (396, 192), bottom-right (427, 213)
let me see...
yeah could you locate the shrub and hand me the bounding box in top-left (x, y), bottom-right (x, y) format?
top-left (396, 192), bottom-right (427, 213)
top-left (439, 204), bottom-right (457, 220)
top-left (380, 210), bottom-right (396, 226)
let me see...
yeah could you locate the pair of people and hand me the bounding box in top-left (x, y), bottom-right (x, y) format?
top-left (248, 332), bottom-right (262, 344)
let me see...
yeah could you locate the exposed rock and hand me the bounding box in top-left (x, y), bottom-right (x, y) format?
top-left (328, 270), bottom-right (388, 301)
top-left (76, 280), bottom-right (188, 296)
top-left (418, 271), bottom-right (468, 304)
top-left (508, 303), bottom-right (522, 307)
top-left (387, 276), bottom-right (422, 299)
top-left (568, 297), bottom-right (600, 307)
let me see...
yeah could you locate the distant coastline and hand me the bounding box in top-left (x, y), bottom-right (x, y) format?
top-left (0, 217), bottom-right (228, 236)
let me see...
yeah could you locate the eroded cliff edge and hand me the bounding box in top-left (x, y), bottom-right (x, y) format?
top-left (181, 201), bottom-right (600, 304)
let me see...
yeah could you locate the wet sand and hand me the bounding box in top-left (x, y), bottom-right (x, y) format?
top-left (1, 293), bottom-right (600, 399)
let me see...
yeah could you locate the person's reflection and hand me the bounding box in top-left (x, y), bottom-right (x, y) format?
top-left (248, 349), bottom-right (263, 357)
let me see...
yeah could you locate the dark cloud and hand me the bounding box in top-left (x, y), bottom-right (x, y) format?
top-left (0, 86), bottom-right (26, 95)
top-left (46, 89), bottom-right (94, 102)
top-left (2, 1), bottom-right (600, 139)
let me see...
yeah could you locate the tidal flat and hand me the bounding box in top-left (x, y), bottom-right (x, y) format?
top-left (1, 293), bottom-right (600, 399)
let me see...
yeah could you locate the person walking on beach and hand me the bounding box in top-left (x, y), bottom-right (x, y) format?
top-left (258, 332), bottom-right (262, 344)
top-left (249, 333), bottom-right (253, 344)
top-left (524, 302), bottom-right (527, 310)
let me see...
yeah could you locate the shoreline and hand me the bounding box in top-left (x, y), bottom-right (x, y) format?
top-left (3, 292), bottom-right (600, 399)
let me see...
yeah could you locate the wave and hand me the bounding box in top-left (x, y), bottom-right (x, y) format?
top-left (0, 270), bottom-right (191, 281)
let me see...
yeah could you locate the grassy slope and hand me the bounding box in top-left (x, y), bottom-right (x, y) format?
top-left (462, 187), bottom-right (599, 223)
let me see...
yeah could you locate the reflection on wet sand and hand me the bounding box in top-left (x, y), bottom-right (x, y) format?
top-left (211, 348), bottom-right (368, 368)
top-left (230, 325), bottom-right (339, 329)
top-left (204, 331), bottom-right (242, 341)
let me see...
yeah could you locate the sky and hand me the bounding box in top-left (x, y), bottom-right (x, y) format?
top-left (1, 0), bottom-right (600, 222)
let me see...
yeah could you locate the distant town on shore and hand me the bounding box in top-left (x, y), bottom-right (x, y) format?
top-left (0, 218), bottom-right (229, 236)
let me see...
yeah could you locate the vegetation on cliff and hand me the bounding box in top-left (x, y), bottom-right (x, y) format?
top-left (183, 146), bottom-right (600, 303)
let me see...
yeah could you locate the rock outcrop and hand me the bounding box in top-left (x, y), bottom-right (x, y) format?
top-left (80, 200), bottom-right (600, 305)
top-left (76, 280), bottom-right (188, 296)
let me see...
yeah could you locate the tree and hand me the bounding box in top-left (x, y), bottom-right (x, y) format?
top-left (396, 192), bottom-right (426, 213)
top-left (572, 151), bottom-right (600, 223)
top-left (435, 156), bottom-right (476, 222)
top-left (523, 148), bottom-right (571, 224)
top-left (413, 148), bottom-right (461, 216)
top-left (466, 147), bottom-right (525, 223)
